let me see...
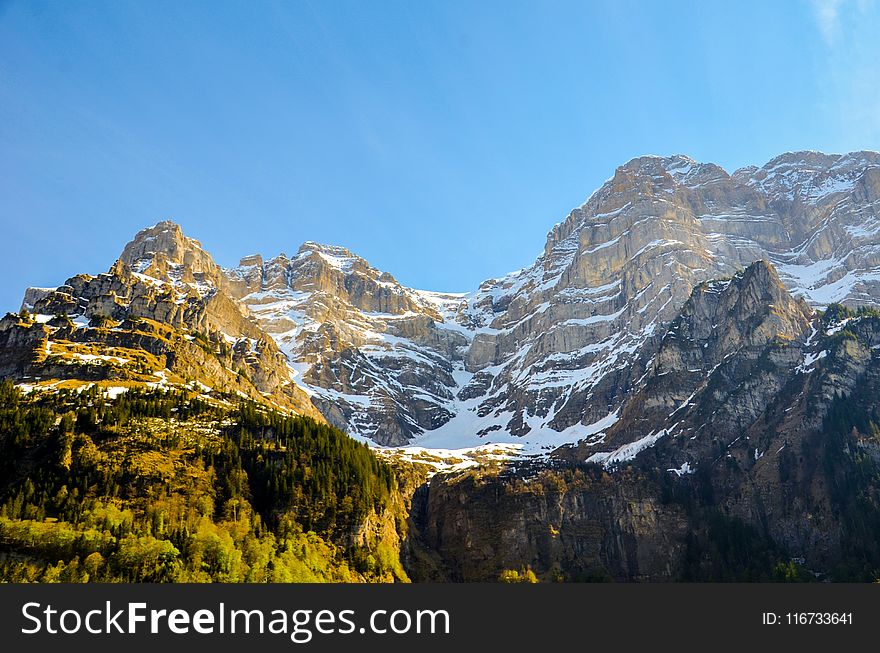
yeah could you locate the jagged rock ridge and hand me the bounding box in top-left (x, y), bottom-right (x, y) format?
top-left (7, 222), bottom-right (321, 419)
top-left (10, 151), bottom-right (880, 448)
top-left (226, 151), bottom-right (880, 447)
top-left (405, 260), bottom-right (880, 581)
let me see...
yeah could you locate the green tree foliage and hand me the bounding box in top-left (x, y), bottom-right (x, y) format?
top-left (0, 382), bottom-right (405, 583)
top-left (812, 389), bottom-right (880, 581)
top-left (234, 402), bottom-right (394, 535)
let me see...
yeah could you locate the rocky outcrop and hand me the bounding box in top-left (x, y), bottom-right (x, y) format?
top-left (578, 260), bottom-right (813, 460)
top-left (541, 262), bottom-right (880, 576)
top-left (5, 222), bottom-right (322, 419)
top-left (227, 242), bottom-right (470, 445)
top-left (119, 221), bottom-right (233, 293)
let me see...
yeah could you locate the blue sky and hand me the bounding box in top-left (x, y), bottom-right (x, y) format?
top-left (2, 0), bottom-right (879, 311)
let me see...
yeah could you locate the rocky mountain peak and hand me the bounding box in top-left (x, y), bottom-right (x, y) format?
top-left (298, 241), bottom-right (357, 259)
top-left (747, 150), bottom-right (880, 205)
top-left (756, 149), bottom-right (880, 174)
top-left (670, 259), bottom-right (811, 362)
top-left (290, 242), bottom-right (409, 286)
top-left (238, 254), bottom-right (264, 268)
top-left (6, 219), bottom-right (322, 420)
top-left (733, 257), bottom-right (789, 299)
top-left (604, 154), bottom-right (732, 196)
top-left (579, 258), bottom-right (815, 469)
top-left (11, 149), bottom-right (880, 451)
top-left (653, 259), bottom-right (810, 379)
top-left (121, 220), bottom-right (193, 266)
top-left (761, 150), bottom-right (842, 171)
top-left (118, 220), bottom-right (224, 288)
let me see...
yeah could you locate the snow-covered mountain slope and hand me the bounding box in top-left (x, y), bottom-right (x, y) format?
top-left (14, 151), bottom-right (880, 452)
top-left (221, 151), bottom-right (880, 450)
top-left (225, 243), bottom-right (471, 446)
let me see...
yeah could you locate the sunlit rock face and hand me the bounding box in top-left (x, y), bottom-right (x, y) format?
top-left (16, 152), bottom-right (880, 447)
top-left (12, 220), bottom-right (322, 419)
top-left (220, 151), bottom-right (880, 446)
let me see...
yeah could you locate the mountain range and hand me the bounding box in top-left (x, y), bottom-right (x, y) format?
top-left (3, 150), bottom-right (880, 581)
top-left (13, 151), bottom-right (880, 447)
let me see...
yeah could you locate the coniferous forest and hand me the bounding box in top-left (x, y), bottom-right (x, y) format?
top-left (0, 381), bottom-right (408, 583)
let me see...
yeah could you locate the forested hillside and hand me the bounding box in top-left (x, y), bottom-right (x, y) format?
top-left (0, 381), bottom-right (409, 583)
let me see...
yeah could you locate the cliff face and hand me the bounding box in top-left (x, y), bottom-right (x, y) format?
top-left (580, 260), bottom-right (813, 463)
top-left (404, 263), bottom-right (880, 581)
top-left (442, 152), bottom-right (880, 445)
top-left (216, 151), bottom-right (880, 448)
top-left (404, 466), bottom-right (689, 582)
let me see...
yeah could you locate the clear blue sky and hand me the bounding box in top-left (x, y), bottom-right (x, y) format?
top-left (2, 0), bottom-right (879, 312)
